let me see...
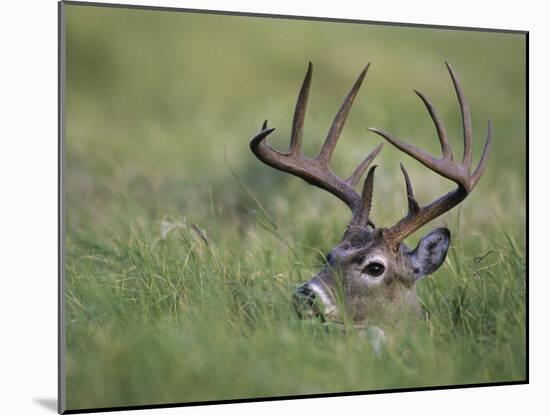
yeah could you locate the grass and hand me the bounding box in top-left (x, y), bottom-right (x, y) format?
top-left (63, 3), bottom-right (527, 411)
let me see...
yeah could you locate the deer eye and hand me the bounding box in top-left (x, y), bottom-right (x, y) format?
top-left (363, 262), bottom-right (385, 277)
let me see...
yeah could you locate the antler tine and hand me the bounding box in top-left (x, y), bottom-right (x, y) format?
top-left (317, 64), bottom-right (370, 165)
top-left (445, 61), bottom-right (473, 170)
top-left (354, 165), bottom-right (377, 227)
top-left (413, 89), bottom-right (453, 160)
top-left (367, 62), bottom-right (492, 245)
top-left (347, 142), bottom-right (384, 187)
top-left (250, 63), bottom-right (384, 225)
top-left (250, 122), bottom-right (280, 154)
top-left (399, 163), bottom-right (420, 215)
top-left (289, 62), bottom-right (313, 155)
top-left (471, 118), bottom-right (493, 187)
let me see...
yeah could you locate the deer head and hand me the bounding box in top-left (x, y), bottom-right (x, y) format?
top-left (250, 62), bottom-right (492, 326)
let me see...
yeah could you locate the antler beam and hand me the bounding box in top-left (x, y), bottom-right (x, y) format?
top-left (250, 62), bottom-right (383, 227)
top-left (368, 61), bottom-right (493, 245)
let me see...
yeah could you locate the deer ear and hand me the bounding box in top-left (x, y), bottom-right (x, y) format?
top-left (409, 228), bottom-right (450, 279)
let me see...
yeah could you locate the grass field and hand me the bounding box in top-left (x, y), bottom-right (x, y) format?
top-left (63, 4), bottom-right (527, 411)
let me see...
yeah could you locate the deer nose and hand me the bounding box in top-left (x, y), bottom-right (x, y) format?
top-left (292, 285), bottom-right (317, 318)
top-left (292, 284), bottom-right (325, 322)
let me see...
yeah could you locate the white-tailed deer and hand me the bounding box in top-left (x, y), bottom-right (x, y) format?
top-left (250, 62), bottom-right (492, 326)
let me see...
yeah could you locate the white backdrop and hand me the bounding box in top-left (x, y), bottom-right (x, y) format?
top-left (0, 0), bottom-right (543, 414)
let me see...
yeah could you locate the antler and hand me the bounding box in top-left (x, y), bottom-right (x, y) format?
top-left (368, 61), bottom-right (493, 246)
top-left (250, 62), bottom-right (383, 227)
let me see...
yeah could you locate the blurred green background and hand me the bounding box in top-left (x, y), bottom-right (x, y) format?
top-left (64, 3), bottom-right (526, 411)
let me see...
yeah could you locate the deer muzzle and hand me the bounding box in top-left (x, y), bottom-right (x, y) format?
top-left (292, 277), bottom-right (338, 323)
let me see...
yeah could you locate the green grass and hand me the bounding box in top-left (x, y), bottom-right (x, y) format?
top-left (63, 4), bottom-right (526, 411)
